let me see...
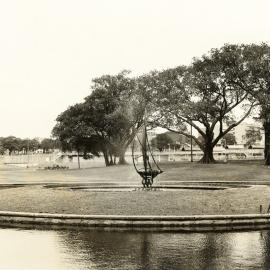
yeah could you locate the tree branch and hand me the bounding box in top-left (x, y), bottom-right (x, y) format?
top-left (154, 124), bottom-right (204, 149)
top-left (213, 103), bottom-right (257, 146)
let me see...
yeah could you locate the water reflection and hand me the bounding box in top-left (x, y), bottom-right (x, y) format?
top-left (1, 228), bottom-right (270, 269)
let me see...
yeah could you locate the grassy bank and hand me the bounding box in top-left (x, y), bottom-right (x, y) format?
top-left (1, 184), bottom-right (270, 216)
top-left (0, 161), bottom-right (269, 216)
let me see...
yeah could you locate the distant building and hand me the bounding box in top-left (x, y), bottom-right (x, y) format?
top-left (214, 122), bottom-right (264, 148)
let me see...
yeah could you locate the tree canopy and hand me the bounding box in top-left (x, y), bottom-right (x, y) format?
top-left (53, 103), bottom-right (102, 155)
top-left (51, 43), bottom-right (270, 166)
top-left (244, 127), bottom-right (262, 147)
top-left (0, 136), bottom-right (57, 155)
top-left (151, 133), bottom-right (173, 152)
top-left (53, 71), bottom-right (145, 166)
top-left (221, 133), bottom-right (237, 147)
top-left (148, 45), bottom-right (257, 163)
top-left (238, 43), bottom-right (270, 163)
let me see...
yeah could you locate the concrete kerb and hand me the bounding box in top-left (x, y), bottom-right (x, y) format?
top-left (1, 211), bottom-right (270, 231)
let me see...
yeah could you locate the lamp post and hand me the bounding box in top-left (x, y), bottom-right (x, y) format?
top-left (77, 149), bottom-right (80, 169)
top-left (190, 125), bottom-right (193, 162)
top-left (27, 139), bottom-right (30, 167)
top-left (168, 143), bottom-right (171, 161)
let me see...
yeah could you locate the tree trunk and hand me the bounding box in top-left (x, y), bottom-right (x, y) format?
top-left (118, 146), bottom-right (128, 165)
top-left (102, 149), bottom-right (110, 166)
top-left (77, 150), bottom-right (81, 169)
top-left (199, 132), bottom-right (216, 164)
top-left (109, 153), bottom-right (114, 165)
top-left (264, 120), bottom-right (270, 165)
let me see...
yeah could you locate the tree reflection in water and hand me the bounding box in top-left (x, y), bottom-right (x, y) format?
top-left (58, 229), bottom-right (270, 270)
top-left (2, 227), bottom-right (270, 270)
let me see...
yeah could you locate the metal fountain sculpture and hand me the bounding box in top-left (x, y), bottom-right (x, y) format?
top-left (132, 117), bottom-right (163, 188)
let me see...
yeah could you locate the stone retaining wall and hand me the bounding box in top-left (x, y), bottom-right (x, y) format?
top-left (1, 211), bottom-right (270, 231)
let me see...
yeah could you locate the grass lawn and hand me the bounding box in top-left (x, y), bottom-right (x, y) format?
top-left (1, 160), bottom-right (270, 184)
top-left (0, 161), bottom-right (269, 216)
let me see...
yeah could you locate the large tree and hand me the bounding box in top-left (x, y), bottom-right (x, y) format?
top-left (245, 126), bottom-right (262, 147)
top-left (40, 138), bottom-right (60, 153)
top-left (82, 71), bottom-right (145, 165)
top-left (53, 71), bottom-right (145, 166)
top-left (221, 133), bottom-right (237, 147)
top-left (0, 138), bottom-right (5, 155)
top-left (151, 133), bottom-right (173, 152)
top-left (239, 43), bottom-right (270, 164)
top-left (262, 107), bottom-right (270, 165)
top-left (52, 104), bottom-right (102, 168)
top-left (149, 45), bottom-right (256, 163)
top-left (1, 136), bottom-right (21, 155)
top-left (19, 138), bottom-right (40, 153)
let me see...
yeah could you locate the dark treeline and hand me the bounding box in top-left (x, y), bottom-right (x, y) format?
top-left (53, 43), bottom-right (270, 165)
top-left (0, 137), bottom-right (59, 155)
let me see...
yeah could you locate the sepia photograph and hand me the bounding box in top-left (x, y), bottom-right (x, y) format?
top-left (1, 0), bottom-right (270, 269)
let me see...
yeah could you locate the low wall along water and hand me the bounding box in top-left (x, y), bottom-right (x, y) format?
top-left (1, 211), bottom-right (270, 231)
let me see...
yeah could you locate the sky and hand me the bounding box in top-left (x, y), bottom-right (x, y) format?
top-left (0, 0), bottom-right (269, 138)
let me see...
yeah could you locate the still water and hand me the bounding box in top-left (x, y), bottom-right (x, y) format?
top-left (0, 227), bottom-right (270, 270)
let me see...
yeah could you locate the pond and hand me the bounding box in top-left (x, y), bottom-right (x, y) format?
top-left (0, 227), bottom-right (270, 269)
